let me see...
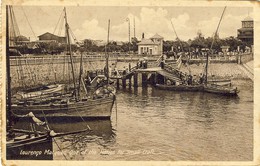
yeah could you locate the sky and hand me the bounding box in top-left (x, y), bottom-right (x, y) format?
top-left (11, 6), bottom-right (253, 42)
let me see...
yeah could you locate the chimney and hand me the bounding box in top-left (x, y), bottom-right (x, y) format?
top-left (142, 33), bottom-right (144, 39)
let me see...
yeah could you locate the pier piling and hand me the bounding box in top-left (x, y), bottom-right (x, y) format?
top-left (142, 73), bottom-right (148, 87)
top-left (134, 72), bottom-right (138, 87)
top-left (129, 77), bottom-right (132, 88)
top-left (122, 78), bottom-right (126, 88)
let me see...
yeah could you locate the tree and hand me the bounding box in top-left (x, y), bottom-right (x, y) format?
top-left (190, 31), bottom-right (207, 50)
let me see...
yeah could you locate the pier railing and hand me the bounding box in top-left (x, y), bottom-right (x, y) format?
top-left (9, 53), bottom-right (243, 66)
top-left (9, 54), bottom-right (161, 66)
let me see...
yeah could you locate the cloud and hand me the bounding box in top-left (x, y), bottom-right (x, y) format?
top-left (110, 7), bottom-right (177, 41)
top-left (74, 19), bottom-right (107, 40)
top-left (196, 12), bottom-right (253, 39)
top-left (168, 13), bottom-right (192, 40)
top-left (110, 13), bottom-right (136, 41)
top-left (73, 7), bottom-right (252, 42)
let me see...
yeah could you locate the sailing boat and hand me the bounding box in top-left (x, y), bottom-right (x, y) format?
top-left (155, 20), bottom-right (204, 91)
top-left (9, 7), bottom-right (116, 119)
top-left (8, 5), bottom-right (64, 100)
top-left (203, 7), bottom-right (239, 96)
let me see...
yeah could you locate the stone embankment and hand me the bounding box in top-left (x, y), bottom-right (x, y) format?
top-left (10, 53), bottom-right (253, 90)
top-left (180, 63), bottom-right (252, 80)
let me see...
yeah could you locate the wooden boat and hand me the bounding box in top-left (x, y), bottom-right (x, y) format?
top-left (11, 94), bottom-right (115, 118)
top-left (7, 8), bottom-right (116, 119)
top-left (207, 79), bottom-right (231, 86)
top-left (202, 7), bottom-right (239, 96)
top-left (6, 133), bottom-right (53, 160)
top-left (6, 111), bottom-right (92, 160)
top-left (13, 84), bottom-right (64, 100)
top-left (204, 84), bottom-right (239, 96)
top-left (155, 84), bottom-right (204, 91)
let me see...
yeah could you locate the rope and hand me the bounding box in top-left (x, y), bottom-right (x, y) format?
top-left (53, 138), bottom-right (68, 160)
top-left (9, 7), bottom-right (17, 44)
top-left (21, 7), bottom-right (37, 40)
top-left (170, 20), bottom-right (191, 74)
top-left (205, 6), bottom-right (227, 80)
top-left (53, 10), bottom-right (64, 35)
top-left (58, 15), bottom-right (64, 36)
top-left (41, 110), bottom-right (68, 160)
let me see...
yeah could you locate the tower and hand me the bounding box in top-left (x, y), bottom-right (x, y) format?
top-left (237, 16), bottom-right (253, 46)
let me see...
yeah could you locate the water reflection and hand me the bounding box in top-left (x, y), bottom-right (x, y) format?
top-left (14, 118), bottom-right (115, 141)
top-left (11, 79), bottom-right (253, 161)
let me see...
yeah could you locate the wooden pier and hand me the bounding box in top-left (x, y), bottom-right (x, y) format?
top-left (109, 55), bottom-right (181, 88)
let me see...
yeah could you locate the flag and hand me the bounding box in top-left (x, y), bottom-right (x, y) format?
top-left (176, 54), bottom-right (182, 69)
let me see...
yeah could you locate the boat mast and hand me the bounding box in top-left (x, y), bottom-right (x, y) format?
top-left (105, 19), bottom-right (110, 84)
top-left (6, 5), bottom-right (13, 128)
top-left (170, 20), bottom-right (184, 52)
top-left (205, 6), bottom-right (226, 84)
top-left (64, 7), bottom-right (77, 100)
top-left (171, 20), bottom-right (190, 73)
top-left (78, 50), bottom-right (83, 98)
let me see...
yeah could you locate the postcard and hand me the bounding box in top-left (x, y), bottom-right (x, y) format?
top-left (1, 0), bottom-right (259, 165)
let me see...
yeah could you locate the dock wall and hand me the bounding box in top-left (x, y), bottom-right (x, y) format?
top-left (9, 53), bottom-right (253, 89)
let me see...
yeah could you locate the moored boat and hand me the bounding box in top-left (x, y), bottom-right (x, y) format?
top-left (13, 84), bottom-right (64, 100)
top-left (7, 7), bottom-right (116, 120)
top-left (155, 84), bottom-right (204, 91)
top-left (11, 94), bottom-right (115, 118)
top-left (202, 7), bottom-right (239, 96)
top-left (204, 84), bottom-right (239, 96)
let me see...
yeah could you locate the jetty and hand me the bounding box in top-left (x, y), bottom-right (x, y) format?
top-left (108, 55), bottom-right (182, 88)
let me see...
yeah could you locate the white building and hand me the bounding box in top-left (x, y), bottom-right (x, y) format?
top-left (137, 33), bottom-right (163, 55)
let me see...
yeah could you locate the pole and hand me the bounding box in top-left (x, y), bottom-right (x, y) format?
top-left (134, 17), bottom-right (136, 38)
top-left (105, 19), bottom-right (110, 84)
top-left (206, 6), bottom-right (226, 84)
top-left (64, 7), bottom-right (77, 100)
top-left (78, 51), bottom-right (83, 98)
top-left (127, 18), bottom-right (130, 54)
top-left (170, 20), bottom-right (184, 52)
top-left (6, 5), bottom-right (13, 128)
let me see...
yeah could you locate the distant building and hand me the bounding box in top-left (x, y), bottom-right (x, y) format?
top-left (237, 16), bottom-right (253, 46)
top-left (38, 32), bottom-right (66, 43)
top-left (221, 46), bottom-right (230, 55)
top-left (92, 40), bottom-right (107, 46)
top-left (137, 33), bottom-right (163, 55)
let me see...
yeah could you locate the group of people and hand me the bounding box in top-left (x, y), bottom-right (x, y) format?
top-left (165, 69), bottom-right (206, 86)
top-left (136, 59), bottom-right (148, 69)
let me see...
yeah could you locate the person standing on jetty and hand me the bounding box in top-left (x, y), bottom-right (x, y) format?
top-left (160, 55), bottom-right (165, 69)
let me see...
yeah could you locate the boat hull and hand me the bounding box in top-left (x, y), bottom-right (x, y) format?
top-left (14, 84), bottom-right (64, 100)
top-left (11, 95), bottom-right (115, 119)
top-left (204, 85), bottom-right (239, 96)
top-left (6, 135), bottom-right (53, 160)
top-left (155, 84), bottom-right (204, 91)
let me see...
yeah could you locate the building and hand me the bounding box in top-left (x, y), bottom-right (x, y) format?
top-left (38, 32), bottom-right (67, 43)
top-left (221, 46), bottom-right (230, 55)
top-left (237, 16), bottom-right (253, 46)
top-left (92, 40), bottom-right (107, 46)
top-left (137, 33), bottom-right (163, 55)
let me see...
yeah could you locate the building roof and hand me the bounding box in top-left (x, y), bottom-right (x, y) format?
top-left (137, 39), bottom-right (157, 45)
top-left (243, 16), bottom-right (253, 22)
top-left (238, 27), bottom-right (253, 32)
top-left (38, 32), bottom-right (54, 37)
top-left (150, 33), bottom-right (163, 39)
top-left (38, 32), bottom-right (65, 38)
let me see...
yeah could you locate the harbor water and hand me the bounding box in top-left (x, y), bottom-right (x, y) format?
top-left (50, 79), bottom-right (253, 161)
